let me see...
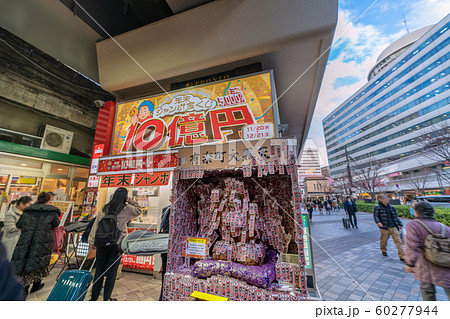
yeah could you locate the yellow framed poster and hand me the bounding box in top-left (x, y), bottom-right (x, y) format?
top-left (111, 71), bottom-right (279, 155)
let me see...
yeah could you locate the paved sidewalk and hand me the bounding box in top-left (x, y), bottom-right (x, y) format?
top-left (25, 209), bottom-right (449, 301)
top-left (26, 264), bottom-right (162, 301)
top-left (310, 209), bottom-right (449, 301)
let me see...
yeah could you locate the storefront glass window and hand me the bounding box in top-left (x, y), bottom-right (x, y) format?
top-left (8, 176), bottom-right (43, 202)
top-left (75, 167), bottom-right (89, 179)
top-left (70, 180), bottom-right (86, 210)
top-left (43, 178), bottom-right (69, 200)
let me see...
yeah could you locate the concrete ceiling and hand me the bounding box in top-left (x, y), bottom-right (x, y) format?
top-left (96, 0), bottom-right (337, 153)
top-left (0, 0), bottom-right (337, 154)
top-left (0, 0), bottom-right (101, 81)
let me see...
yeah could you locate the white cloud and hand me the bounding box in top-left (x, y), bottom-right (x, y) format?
top-left (307, 3), bottom-right (449, 166)
top-left (405, 0), bottom-right (450, 30)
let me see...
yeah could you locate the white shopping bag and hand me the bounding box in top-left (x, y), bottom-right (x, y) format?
top-left (400, 227), bottom-right (406, 245)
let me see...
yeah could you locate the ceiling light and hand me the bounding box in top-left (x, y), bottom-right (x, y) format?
top-left (57, 168), bottom-right (63, 171)
top-left (20, 164), bottom-right (27, 167)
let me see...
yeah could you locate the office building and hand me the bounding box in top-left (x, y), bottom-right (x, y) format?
top-left (323, 15), bottom-right (450, 196)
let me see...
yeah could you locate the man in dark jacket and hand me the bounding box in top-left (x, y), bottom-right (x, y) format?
top-left (374, 195), bottom-right (404, 261)
top-left (344, 196), bottom-right (358, 228)
top-left (0, 242), bottom-right (24, 300)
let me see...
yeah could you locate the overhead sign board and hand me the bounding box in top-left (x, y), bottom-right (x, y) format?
top-left (111, 71), bottom-right (279, 155)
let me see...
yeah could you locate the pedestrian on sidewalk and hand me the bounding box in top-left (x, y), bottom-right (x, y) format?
top-left (332, 198), bottom-right (339, 212)
top-left (88, 188), bottom-right (141, 301)
top-left (11, 192), bottom-right (61, 298)
top-left (1, 196), bottom-right (32, 260)
top-left (374, 195), bottom-right (404, 262)
top-left (306, 200), bottom-right (314, 221)
top-left (344, 196), bottom-right (358, 228)
top-left (404, 201), bottom-right (450, 301)
top-left (324, 198), bottom-right (331, 214)
top-left (318, 200), bottom-right (323, 214)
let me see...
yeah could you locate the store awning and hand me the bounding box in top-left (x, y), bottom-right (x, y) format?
top-left (0, 140), bottom-right (90, 166)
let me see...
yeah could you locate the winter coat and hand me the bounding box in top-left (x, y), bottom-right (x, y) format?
top-left (11, 204), bottom-right (60, 274)
top-left (344, 200), bottom-right (358, 214)
top-left (1, 206), bottom-right (23, 260)
top-left (0, 242), bottom-right (25, 300)
top-left (373, 202), bottom-right (403, 229)
top-left (88, 200), bottom-right (142, 245)
top-left (404, 219), bottom-right (450, 288)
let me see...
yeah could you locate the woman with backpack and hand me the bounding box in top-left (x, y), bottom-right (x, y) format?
top-left (88, 187), bottom-right (141, 301)
top-left (1, 196), bottom-right (33, 260)
top-left (404, 201), bottom-right (450, 300)
top-left (11, 192), bottom-right (61, 297)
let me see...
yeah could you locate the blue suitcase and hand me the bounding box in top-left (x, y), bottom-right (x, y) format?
top-left (47, 270), bottom-right (93, 301)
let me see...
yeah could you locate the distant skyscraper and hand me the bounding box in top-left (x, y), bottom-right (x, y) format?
top-left (323, 15), bottom-right (450, 184)
top-left (298, 140), bottom-right (322, 191)
top-left (321, 166), bottom-right (331, 178)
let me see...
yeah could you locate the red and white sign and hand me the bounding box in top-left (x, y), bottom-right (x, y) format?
top-left (100, 172), bottom-right (171, 188)
top-left (387, 172), bottom-right (402, 178)
top-left (90, 144), bottom-right (104, 174)
top-left (93, 144), bottom-right (105, 159)
top-left (97, 152), bottom-right (178, 175)
top-left (87, 176), bottom-right (99, 188)
top-left (121, 254), bottom-right (154, 271)
top-left (243, 123), bottom-right (274, 140)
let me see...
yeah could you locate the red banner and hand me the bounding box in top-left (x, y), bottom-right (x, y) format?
top-left (97, 153), bottom-right (178, 174)
top-left (121, 254), bottom-right (154, 271)
top-left (100, 172), bottom-right (171, 188)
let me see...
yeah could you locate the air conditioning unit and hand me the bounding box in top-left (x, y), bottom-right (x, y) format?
top-left (40, 125), bottom-right (73, 154)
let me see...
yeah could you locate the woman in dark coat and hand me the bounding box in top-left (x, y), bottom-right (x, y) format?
top-left (11, 192), bottom-right (60, 297)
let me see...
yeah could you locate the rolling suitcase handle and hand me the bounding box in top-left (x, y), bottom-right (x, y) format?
top-left (79, 248), bottom-right (96, 272)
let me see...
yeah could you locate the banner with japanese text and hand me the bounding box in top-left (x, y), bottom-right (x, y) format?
top-left (100, 172), bottom-right (171, 188)
top-left (111, 71), bottom-right (278, 155)
top-left (97, 152), bottom-right (178, 175)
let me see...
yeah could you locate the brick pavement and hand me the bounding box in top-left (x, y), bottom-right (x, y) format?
top-left (310, 209), bottom-right (449, 301)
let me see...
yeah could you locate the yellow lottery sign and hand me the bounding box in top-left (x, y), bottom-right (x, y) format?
top-left (111, 71), bottom-right (278, 155)
top-left (183, 237), bottom-right (210, 259)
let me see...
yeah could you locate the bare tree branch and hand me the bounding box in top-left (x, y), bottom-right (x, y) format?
top-left (351, 156), bottom-right (384, 200)
top-left (398, 170), bottom-right (432, 196)
top-left (417, 121), bottom-right (450, 163)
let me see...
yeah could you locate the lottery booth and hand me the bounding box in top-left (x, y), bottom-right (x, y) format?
top-left (89, 70), bottom-right (318, 298)
top-left (94, 152), bottom-right (177, 273)
top-left (161, 139), bottom-right (317, 301)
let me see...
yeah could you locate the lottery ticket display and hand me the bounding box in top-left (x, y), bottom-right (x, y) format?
top-left (164, 270), bottom-right (308, 301)
top-left (164, 152), bottom-right (308, 301)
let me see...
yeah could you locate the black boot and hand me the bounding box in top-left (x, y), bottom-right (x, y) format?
top-left (30, 281), bottom-right (45, 293)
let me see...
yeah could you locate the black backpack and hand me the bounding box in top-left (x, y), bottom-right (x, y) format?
top-left (94, 203), bottom-right (125, 248)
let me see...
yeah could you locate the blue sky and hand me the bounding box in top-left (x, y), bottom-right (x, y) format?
top-left (307, 0), bottom-right (450, 165)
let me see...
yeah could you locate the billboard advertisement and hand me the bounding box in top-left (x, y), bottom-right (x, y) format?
top-left (111, 71), bottom-right (279, 155)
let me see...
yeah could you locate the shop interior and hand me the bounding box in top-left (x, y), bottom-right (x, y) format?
top-left (0, 153), bottom-right (89, 219)
top-left (96, 181), bottom-right (172, 226)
